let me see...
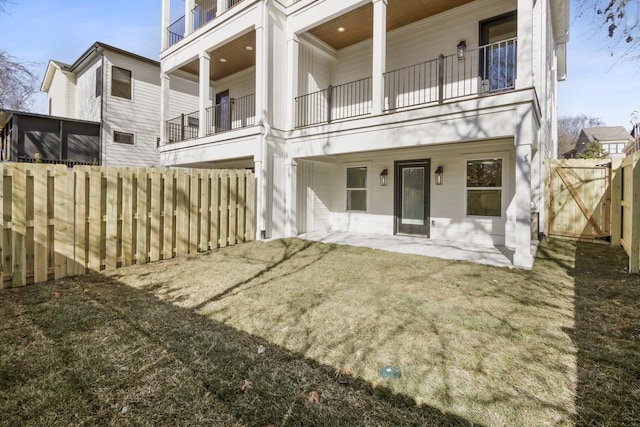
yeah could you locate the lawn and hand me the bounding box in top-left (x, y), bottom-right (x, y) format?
top-left (1, 238), bottom-right (638, 426)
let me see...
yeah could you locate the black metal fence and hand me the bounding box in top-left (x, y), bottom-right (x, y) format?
top-left (16, 157), bottom-right (96, 168)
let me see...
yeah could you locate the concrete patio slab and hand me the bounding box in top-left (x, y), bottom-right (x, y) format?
top-left (297, 231), bottom-right (532, 268)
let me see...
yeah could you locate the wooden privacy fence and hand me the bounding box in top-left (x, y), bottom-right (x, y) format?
top-left (0, 163), bottom-right (255, 288)
top-left (546, 153), bottom-right (640, 273)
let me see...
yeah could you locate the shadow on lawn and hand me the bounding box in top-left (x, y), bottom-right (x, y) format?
top-left (567, 242), bottom-right (640, 425)
top-left (0, 273), bottom-right (480, 426)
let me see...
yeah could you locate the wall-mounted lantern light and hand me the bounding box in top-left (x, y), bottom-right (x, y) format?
top-left (457, 40), bottom-right (467, 60)
top-left (435, 165), bottom-right (444, 185)
top-left (380, 168), bottom-right (388, 186)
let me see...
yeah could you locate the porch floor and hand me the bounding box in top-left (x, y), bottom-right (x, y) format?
top-left (297, 231), bottom-right (528, 268)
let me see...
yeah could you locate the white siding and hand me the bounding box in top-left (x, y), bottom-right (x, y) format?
top-left (169, 76), bottom-right (199, 118)
top-left (101, 51), bottom-right (199, 167)
top-left (303, 139), bottom-right (516, 247)
top-left (47, 70), bottom-right (75, 118)
top-left (74, 61), bottom-right (102, 122)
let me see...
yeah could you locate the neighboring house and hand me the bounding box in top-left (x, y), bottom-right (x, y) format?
top-left (625, 122), bottom-right (640, 156)
top-left (0, 110), bottom-right (100, 165)
top-left (564, 127), bottom-right (634, 159)
top-left (41, 42), bottom-right (199, 166)
top-left (158, 0), bottom-right (569, 268)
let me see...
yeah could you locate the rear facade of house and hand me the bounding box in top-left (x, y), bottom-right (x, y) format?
top-left (159, 0), bottom-right (569, 268)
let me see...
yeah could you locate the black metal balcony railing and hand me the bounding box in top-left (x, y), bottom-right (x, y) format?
top-left (295, 77), bottom-right (372, 128)
top-left (385, 38), bottom-right (517, 111)
top-left (193, 0), bottom-right (217, 31)
top-left (167, 111), bottom-right (200, 143)
top-left (167, 16), bottom-right (185, 47)
top-left (294, 38), bottom-right (517, 128)
top-left (168, 1), bottom-right (245, 47)
top-left (166, 94), bottom-right (256, 144)
top-left (205, 93), bottom-right (256, 135)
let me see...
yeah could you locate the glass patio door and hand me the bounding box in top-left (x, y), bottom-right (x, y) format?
top-left (395, 161), bottom-right (430, 236)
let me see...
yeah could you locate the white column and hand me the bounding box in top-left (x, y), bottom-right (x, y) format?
top-left (516, 0), bottom-right (534, 89)
top-left (185, 0), bottom-right (195, 36)
top-left (217, 0), bottom-right (226, 16)
top-left (199, 52), bottom-right (211, 137)
top-left (255, 5), bottom-right (270, 239)
top-left (285, 158), bottom-right (298, 236)
top-left (254, 158), bottom-right (265, 239)
top-left (286, 36), bottom-right (299, 130)
top-left (514, 104), bottom-right (534, 268)
top-left (161, 0), bottom-right (171, 50)
top-left (371, 0), bottom-right (387, 115)
top-left (160, 72), bottom-right (171, 149)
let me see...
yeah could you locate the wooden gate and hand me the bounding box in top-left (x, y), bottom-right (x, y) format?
top-left (547, 160), bottom-right (611, 241)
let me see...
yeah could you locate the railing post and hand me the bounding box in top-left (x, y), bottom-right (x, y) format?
top-left (327, 85), bottom-right (333, 124)
top-left (438, 54), bottom-right (444, 104)
top-left (180, 113), bottom-right (185, 141)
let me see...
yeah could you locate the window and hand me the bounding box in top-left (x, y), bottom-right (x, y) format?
top-left (346, 166), bottom-right (367, 211)
top-left (466, 158), bottom-right (502, 217)
top-left (95, 66), bottom-right (102, 97)
top-left (604, 143), bottom-right (625, 154)
top-left (111, 66), bottom-right (132, 99)
top-left (113, 131), bottom-right (134, 145)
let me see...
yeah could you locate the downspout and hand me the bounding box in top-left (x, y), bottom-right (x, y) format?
top-left (97, 46), bottom-right (106, 166)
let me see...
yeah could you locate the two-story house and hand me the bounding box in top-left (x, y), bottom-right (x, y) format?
top-left (158, 0), bottom-right (569, 268)
top-left (41, 42), bottom-right (200, 166)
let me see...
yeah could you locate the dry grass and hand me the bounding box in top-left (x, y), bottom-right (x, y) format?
top-left (1, 238), bottom-right (638, 426)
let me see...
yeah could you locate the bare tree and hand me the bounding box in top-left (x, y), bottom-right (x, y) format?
top-left (576, 0), bottom-right (640, 58)
top-left (0, 0), bottom-right (38, 111)
top-left (0, 51), bottom-right (38, 110)
top-left (558, 114), bottom-right (605, 156)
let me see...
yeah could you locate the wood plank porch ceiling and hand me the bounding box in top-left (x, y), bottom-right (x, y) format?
top-left (180, 30), bottom-right (256, 82)
top-left (309, 0), bottom-right (475, 50)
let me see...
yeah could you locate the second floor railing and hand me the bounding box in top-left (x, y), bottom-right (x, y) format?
top-left (167, 16), bottom-right (185, 47)
top-left (295, 77), bottom-right (372, 128)
top-left (295, 38), bottom-right (517, 128)
top-left (193, 0), bottom-right (217, 31)
top-left (165, 94), bottom-right (256, 144)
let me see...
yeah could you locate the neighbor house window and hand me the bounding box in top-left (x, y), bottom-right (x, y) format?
top-left (113, 131), bottom-right (134, 145)
top-left (111, 66), bottom-right (132, 99)
top-left (466, 158), bottom-right (502, 217)
top-left (346, 166), bottom-right (367, 211)
top-left (95, 66), bottom-right (102, 97)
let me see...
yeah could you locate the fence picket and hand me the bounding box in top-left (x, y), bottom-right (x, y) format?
top-left (163, 169), bottom-right (175, 260)
top-left (176, 171), bottom-right (189, 256)
top-left (219, 171), bottom-right (228, 248)
top-left (33, 166), bottom-right (48, 283)
top-left (237, 171), bottom-right (246, 242)
top-left (210, 170), bottom-right (219, 248)
top-left (136, 169), bottom-right (148, 264)
top-left (189, 170), bottom-right (199, 254)
top-left (122, 169), bottom-right (133, 267)
top-left (105, 168), bottom-right (118, 269)
top-left (88, 167), bottom-right (102, 272)
top-left (150, 169), bottom-right (161, 262)
top-left (12, 164), bottom-right (27, 286)
top-left (199, 171), bottom-right (209, 252)
top-left (228, 170), bottom-right (237, 246)
top-left (0, 164), bottom-right (4, 288)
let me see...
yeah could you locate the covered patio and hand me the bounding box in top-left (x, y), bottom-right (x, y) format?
top-left (298, 230), bottom-right (537, 268)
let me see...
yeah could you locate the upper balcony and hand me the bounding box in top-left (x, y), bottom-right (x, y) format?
top-left (166, 0), bottom-right (246, 49)
top-left (295, 38), bottom-right (516, 128)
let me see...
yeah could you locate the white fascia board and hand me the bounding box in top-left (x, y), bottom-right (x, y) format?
top-left (288, 0), bottom-right (370, 35)
top-left (557, 42), bottom-right (567, 81)
top-left (550, 0), bottom-right (569, 43)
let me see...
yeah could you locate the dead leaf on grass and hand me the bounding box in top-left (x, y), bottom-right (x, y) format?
top-left (339, 368), bottom-right (352, 376)
top-left (241, 379), bottom-right (253, 393)
top-left (307, 390), bottom-right (320, 403)
top-left (52, 291), bottom-right (61, 298)
top-left (257, 345), bottom-right (266, 355)
top-left (11, 311), bottom-right (26, 318)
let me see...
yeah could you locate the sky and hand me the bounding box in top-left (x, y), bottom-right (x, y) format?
top-left (0, 0), bottom-right (638, 130)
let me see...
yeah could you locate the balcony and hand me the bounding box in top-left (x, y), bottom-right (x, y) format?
top-left (167, 0), bottom-right (245, 48)
top-left (294, 39), bottom-right (517, 128)
top-left (166, 93), bottom-right (256, 144)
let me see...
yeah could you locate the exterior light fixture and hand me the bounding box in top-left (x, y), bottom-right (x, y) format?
top-left (457, 40), bottom-right (466, 60)
top-left (220, 58), bottom-right (227, 63)
top-left (380, 168), bottom-right (388, 186)
top-left (245, 46), bottom-right (253, 51)
top-left (337, 27), bottom-right (346, 32)
top-left (435, 165), bottom-right (444, 185)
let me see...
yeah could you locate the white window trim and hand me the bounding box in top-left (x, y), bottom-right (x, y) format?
top-left (464, 155), bottom-right (506, 219)
top-left (345, 163), bottom-right (370, 213)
